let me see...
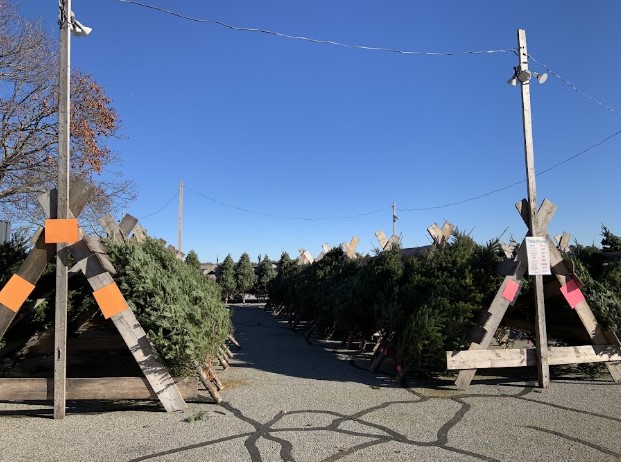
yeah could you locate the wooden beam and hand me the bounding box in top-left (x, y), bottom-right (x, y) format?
top-left (0, 377), bottom-right (197, 401)
top-left (455, 243), bottom-right (528, 388)
top-left (447, 345), bottom-right (621, 370)
top-left (119, 214), bottom-right (139, 238)
top-left (110, 308), bottom-right (187, 412)
top-left (0, 181), bottom-right (94, 340)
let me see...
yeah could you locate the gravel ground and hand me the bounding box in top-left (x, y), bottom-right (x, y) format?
top-left (1, 303), bottom-right (620, 462)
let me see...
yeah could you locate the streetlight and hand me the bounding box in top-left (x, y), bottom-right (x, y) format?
top-left (55, 0), bottom-right (91, 420)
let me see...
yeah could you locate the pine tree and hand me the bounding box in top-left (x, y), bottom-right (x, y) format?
top-left (255, 255), bottom-right (277, 300)
top-left (185, 250), bottom-right (201, 271)
top-left (235, 252), bottom-right (257, 304)
top-left (218, 254), bottom-right (237, 303)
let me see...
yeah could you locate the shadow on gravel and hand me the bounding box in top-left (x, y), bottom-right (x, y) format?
top-left (0, 399), bottom-right (163, 418)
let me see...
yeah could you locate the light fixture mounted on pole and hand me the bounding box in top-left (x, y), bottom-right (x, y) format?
top-left (507, 66), bottom-right (548, 86)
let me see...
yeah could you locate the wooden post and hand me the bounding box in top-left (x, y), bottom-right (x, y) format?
top-left (392, 202), bottom-right (397, 237)
top-left (517, 29), bottom-right (549, 388)
top-left (178, 180), bottom-right (183, 253)
top-left (54, 0), bottom-right (72, 419)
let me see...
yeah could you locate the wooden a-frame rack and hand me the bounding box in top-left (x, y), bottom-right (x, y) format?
top-left (0, 179), bottom-right (187, 413)
top-left (446, 198), bottom-right (621, 387)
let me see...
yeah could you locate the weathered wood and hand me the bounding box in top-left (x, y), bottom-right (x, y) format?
top-left (342, 236), bottom-right (360, 259)
top-left (0, 182), bottom-right (94, 344)
top-left (83, 234), bottom-right (107, 254)
top-left (111, 309), bottom-right (187, 412)
top-left (314, 243), bottom-right (331, 262)
top-left (540, 224), bottom-right (621, 380)
top-left (37, 178), bottom-right (94, 220)
top-left (374, 230), bottom-right (388, 250)
top-left (132, 223), bottom-right (148, 242)
top-left (0, 377), bottom-right (197, 401)
top-left (447, 345), bottom-right (621, 370)
top-left (119, 214), bottom-right (139, 237)
top-left (517, 34), bottom-right (549, 389)
top-left (455, 244), bottom-right (528, 388)
top-left (196, 366), bottom-right (221, 404)
top-left (98, 214), bottom-right (123, 241)
top-left (427, 221), bottom-right (454, 248)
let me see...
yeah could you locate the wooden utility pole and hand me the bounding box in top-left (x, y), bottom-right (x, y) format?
top-left (178, 181), bottom-right (183, 253)
top-left (517, 29), bottom-right (549, 388)
top-left (392, 202), bottom-right (397, 237)
top-left (55, 0), bottom-right (72, 419)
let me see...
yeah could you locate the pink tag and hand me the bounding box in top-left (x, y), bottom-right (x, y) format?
top-left (396, 365), bottom-right (402, 373)
top-left (560, 279), bottom-right (585, 309)
top-left (501, 279), bottom-right (520, 302)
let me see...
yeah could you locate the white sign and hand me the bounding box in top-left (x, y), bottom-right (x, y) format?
top-left (525, 237), bottom-right (551, 275)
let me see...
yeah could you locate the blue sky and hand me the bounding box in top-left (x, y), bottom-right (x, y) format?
top-left (18, 1), bottom-right (621, 263)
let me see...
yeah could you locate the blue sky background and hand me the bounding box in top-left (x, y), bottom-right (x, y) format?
top-left (18, 1), bottom-right (621, 263)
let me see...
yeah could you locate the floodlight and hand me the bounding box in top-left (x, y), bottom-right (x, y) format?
top-left (70, 12), bottom-right (92, 37)
top-left (534, 72), bottom-right (548, 84)
top-left (507, 66), bottom-right (547, 86)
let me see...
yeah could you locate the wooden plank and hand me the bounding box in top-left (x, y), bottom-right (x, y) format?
top-left (119, 214), bottom-right (139, 237)
top-left (83, 234), bottom-right (107, 254)
top-left (0, 377), bottom-right (197, 401)
top-left (447, 345), bottom-right (621, 370)
top-left (111, 309), bottom-right (187, 412)
top-left (455, 243), bottom-right (528, 388)
top-left (132, 223), bottom-right (147, 242)
top-left (98, 214), bottom-right (122, 240)
top-left (375, 230), bottom-right (388, 249)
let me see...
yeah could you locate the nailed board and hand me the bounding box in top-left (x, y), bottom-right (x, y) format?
top-left (0, 377), bottom-right (197, 401)
top-left (447, 345), bottom-right (621, 369)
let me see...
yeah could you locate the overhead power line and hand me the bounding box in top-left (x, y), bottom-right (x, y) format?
top-left (176, 126), bottom-right (621, 219)
top-left (117, 0), bottom-right (515, 57)
top-left (140, 190), bottom-right (178, 219)
top-left (529, 54), bottom-right (621, 118)
top-left (185, 186), bottom-right (390, 221)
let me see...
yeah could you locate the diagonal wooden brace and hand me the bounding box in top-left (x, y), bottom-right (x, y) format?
top-left (0, 180), bottom-right (94, 340)
top-left (454, 200), bottom-right (558, 388)
top-left (516, 199), bottom-right (621, 381)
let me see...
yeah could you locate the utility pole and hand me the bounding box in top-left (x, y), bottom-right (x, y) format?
top-left (55, 0), bottom-right (72, 419)
top-left (392, 202), bottom-right (398, 236)
top-left (517, 29), bottom-right (549, 388)
top-left (178, 180), bottom-right (183, 253)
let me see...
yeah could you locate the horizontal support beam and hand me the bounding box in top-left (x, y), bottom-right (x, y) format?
top-left (0, 377), bottom-right (197, 401)
top-left (447, 345), bottom-right (621, 370)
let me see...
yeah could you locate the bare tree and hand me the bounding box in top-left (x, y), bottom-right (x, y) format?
top-left (0, 1), bottom-right (135, 231)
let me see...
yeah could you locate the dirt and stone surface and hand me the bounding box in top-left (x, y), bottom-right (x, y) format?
top-left (1, 303), bottom-right (620, 461)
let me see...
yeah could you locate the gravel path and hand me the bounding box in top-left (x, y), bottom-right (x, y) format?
top-left (1, 304), bottom-right (620, 461)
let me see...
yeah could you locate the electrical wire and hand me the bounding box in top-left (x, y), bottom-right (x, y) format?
top-left (182, 126), bottom-right (621, 218)
top-left (185, 186), bottom-right (390, 221)
top-left (529, 54), bottom-right (621, 118)
top-left (117, 0), bottom-right (515, 57)
top-left (401, 127), bottom-right (621, 212)
top-left (139, 190), bottom-right (178, 219)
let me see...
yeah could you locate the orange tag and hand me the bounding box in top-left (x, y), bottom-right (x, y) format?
top-left (0, 274), bottom-right (36, 312)
top-left (44, 219), bottom-right (79, 244)
top-left (93, 282), bottom-right (128, 319)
